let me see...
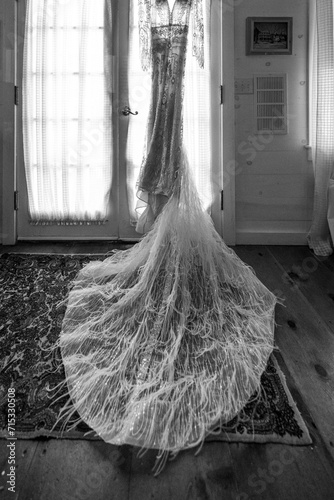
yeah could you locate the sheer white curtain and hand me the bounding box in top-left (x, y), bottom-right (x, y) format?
top-left (126, 0), bottom-right (212, 224)
top-left (23, 0), bottom-right (112, 225)
top-left (308, 0), bottom-right (334, 255)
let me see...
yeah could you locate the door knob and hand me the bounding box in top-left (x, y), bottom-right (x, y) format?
top-left (122, 106), bottom-right (138, 116)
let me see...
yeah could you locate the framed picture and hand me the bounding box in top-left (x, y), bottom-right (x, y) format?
top-left (246, 17), bottom-right (293, 55)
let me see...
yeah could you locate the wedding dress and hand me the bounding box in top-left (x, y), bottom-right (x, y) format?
top-left (56, 0), bottom-right (277, 461)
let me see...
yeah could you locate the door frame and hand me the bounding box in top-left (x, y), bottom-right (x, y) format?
top-left (221, 0), bottom-right (236, 246)
top-left (1, 0), bottom-right (236, 245)
top-left (1, 0), bottom-right (17, 245)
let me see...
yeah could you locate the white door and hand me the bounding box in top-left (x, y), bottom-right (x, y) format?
top-left (11, 0), bottom-right (226, 242)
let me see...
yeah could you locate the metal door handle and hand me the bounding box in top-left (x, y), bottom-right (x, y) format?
top-left (122, 106), bottom-right (138, 116)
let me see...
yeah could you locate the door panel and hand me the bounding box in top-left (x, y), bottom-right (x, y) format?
top-left (16, 0), bottom-right (135, 240)
top-left (117, 0), bottom-right (141, 240)
top-left (14, 0), bottom-right (224, 241)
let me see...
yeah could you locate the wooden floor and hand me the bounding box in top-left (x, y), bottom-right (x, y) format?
top-left (1, 243), bottom-right (334, 500)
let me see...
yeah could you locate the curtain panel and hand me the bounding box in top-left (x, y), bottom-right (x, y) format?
top-left (308, 0), bottom-right (334, 255)
top-left (23, 0), bottom-right (112, 225)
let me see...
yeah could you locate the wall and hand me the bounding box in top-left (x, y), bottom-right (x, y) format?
top-left (234, 0), bottom-right (312, 244)
top-left (0, 0), bottom-right (16, 245)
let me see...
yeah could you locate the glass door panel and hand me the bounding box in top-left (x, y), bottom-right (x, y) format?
top-left (16, 0), bottom-right (137, 240)
top-left (15, 0), bottom-right (223, 241)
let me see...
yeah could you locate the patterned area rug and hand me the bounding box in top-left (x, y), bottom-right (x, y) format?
top-left (0, 253), bottom-right (312, 445)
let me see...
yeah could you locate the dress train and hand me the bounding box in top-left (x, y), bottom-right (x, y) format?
top-left (55, 151), bottom-right (277, 454)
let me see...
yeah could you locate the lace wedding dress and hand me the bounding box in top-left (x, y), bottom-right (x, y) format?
top-left (56, 0), bottom-right (277, 462)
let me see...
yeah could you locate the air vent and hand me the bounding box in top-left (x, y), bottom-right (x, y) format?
top-left (254, 74), bottom-right (287, 134)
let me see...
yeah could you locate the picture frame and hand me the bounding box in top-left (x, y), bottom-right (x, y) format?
top-left (246, 17), bottom-right (293, 56)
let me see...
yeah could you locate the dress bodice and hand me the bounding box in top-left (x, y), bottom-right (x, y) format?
top-left (151, 0), bottom-right (192, 28)
top-left (138, 0), bottom-right (204, 71)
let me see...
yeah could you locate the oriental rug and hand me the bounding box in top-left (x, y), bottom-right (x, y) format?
top-left (0, 253), bottom-right (312, 446)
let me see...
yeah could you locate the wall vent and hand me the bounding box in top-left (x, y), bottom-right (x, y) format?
top-left (254, 74), bottom-right (288, 134)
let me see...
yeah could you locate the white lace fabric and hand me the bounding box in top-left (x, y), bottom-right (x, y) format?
top-left (138, 0), bottom-right (204, 71)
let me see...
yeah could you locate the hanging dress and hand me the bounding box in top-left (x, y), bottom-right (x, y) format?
top-left (56, 0), bottom-right (277, 458)
top-left (135, 0), bottom-right (203, 232)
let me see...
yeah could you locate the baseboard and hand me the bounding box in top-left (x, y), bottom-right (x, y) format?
top-left (236, 231), bottom-right (308, 245)
top-left (15, 237), bottom-right (141, 243)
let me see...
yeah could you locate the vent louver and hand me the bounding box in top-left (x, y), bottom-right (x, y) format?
top-left (254, 75), bottom-right (287, 134)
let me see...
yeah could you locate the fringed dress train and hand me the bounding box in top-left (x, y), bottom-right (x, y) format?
top-left (55, 0), bottom-right (277, 457)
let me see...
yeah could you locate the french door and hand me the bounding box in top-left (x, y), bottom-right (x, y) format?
top-left (16, 0), bottom-right (137, 240)
top-left (12, 0), bottom-right (225, 242)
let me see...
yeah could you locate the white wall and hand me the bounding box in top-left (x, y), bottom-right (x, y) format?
top-left (234, 0), bottom-right (312, 244)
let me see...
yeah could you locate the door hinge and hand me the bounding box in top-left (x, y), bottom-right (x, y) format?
top-left (220, 85), bottom-right (224, 105)
top-left (221, 190), bottom-right (224, 210)
top-left (14, 191), bottom-right (19, 211)
top-left (14, 86), bottom-right (19, 106)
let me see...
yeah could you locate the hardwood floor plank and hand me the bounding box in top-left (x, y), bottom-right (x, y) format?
top-left (0, 241), bottom-right (134, 255)
top-left (228, 441), bottom-right (334, 500)
top-left (69, 242), bottom-right (133, 255)
top-left (269, 246), bottom-right (334, 334)
top-left (234, 246), bottom-right (334, 461)
top-left (0, 440), bottom-right (39, 500)
top-left (16, 440), bottom-right (130, 500)
top-left (128, 444), bottom-right (238, 500)
top-left (274, 350), bottom-right (334, 477)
